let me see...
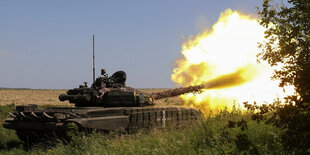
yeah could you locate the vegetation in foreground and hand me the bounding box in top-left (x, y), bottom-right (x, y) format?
top-left (257, 0), bottom-right (310, 153)
top-left (0, 104), bottom-right (292, 154)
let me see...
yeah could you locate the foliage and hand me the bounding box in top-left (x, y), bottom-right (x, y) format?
top-left (257, 0), bottom-right (310, 101)
top-left (244, 101), bottom-right (310, 153)
top-left (257, 0), bottom-right (310, 152)
top-left (257, 0), bottom-right (310, 95)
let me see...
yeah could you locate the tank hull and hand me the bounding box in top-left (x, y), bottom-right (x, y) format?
top-left (3, 105), bottom-right (201, 143)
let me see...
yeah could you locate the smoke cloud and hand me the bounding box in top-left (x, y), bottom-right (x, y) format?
top-left (204, 65), bottom-right (259, 89)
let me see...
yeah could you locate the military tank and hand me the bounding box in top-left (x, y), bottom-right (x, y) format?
top-left (3, 69), bottom-right (204, 144)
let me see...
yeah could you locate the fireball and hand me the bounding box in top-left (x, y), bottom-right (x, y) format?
top-left (172, 9), bottom-right (294, 115)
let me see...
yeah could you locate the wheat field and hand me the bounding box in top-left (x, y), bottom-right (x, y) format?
top-left (0, 89), bottom-right (183, 106)
top-left (0, 89), bottom-right (69, 106)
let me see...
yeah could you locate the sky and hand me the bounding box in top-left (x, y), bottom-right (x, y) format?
top-left (0, 0), bottom-right (263, 89)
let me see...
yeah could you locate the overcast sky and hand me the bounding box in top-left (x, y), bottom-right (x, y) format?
top-left (0, 0), bottom-right (263, 89)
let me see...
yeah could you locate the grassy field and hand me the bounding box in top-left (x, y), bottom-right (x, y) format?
top-left (0, 89), bottom-right (68, 106)
top-left (0, 89), bottom-right (295, 154)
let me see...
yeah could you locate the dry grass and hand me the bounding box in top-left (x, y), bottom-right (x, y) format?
top-left (0, 89), bottom-right (69, 106)
top-left (0, 89), bottom-right (184, 106)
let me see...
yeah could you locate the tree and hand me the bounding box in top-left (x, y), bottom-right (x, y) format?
top-left (257, 0), bottom-right (310, 152)
top-left (257, 0), bottom-right (310, 104)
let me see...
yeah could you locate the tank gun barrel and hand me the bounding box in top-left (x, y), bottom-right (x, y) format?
top-left (150, 84), bottom-right (206, 100)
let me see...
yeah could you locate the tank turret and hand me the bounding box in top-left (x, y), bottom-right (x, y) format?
top-left (58, 69), bottom-right (208, 107)
top-left (59, 69), bottom-right (154, 107)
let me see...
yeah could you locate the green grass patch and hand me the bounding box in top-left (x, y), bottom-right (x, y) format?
top-left (0, 104), bottom-right (21, 150)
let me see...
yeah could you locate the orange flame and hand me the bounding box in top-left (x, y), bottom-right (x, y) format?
top-left (172, 9), bottom-right (294, 115)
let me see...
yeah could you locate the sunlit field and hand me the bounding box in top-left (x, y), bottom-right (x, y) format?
top-left (0, 89), bottom-right (68, 106)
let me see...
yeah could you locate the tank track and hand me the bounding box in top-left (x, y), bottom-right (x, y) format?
top-left (3, 105), bottom-right (201, 144)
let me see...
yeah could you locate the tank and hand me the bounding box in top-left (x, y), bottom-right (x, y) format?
top-left (3, 69), bottom-right (204, 144)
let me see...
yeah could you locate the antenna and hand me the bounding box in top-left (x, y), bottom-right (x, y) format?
top-left (92, 34), bottom-right (95, 83)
